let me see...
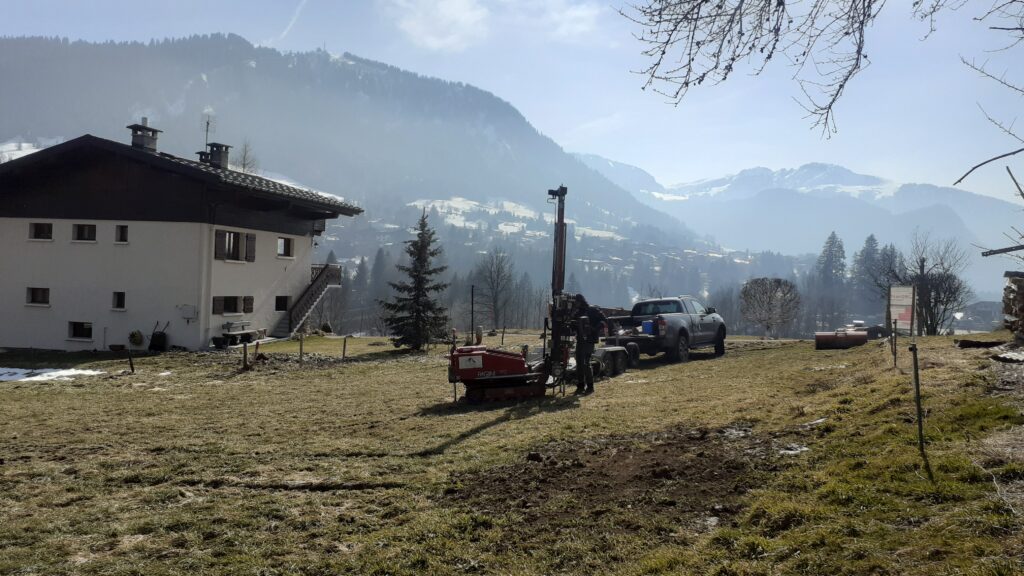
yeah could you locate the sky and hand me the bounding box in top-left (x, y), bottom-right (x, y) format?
top-left (2, 0), bottom-right (1022, 201)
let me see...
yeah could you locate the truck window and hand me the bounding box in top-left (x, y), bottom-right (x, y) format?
top-left (633, 300), bottom-right (683, 316)
top-left (690, 300), bottom-right (707, 315)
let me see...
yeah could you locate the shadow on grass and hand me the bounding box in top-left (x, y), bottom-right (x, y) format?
top-left (623, 349), bottom-right (721, 372)
top-left (411, 395), bottom-right (579, 457)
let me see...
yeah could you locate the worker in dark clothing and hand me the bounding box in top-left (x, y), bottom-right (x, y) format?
top-left (573, 294), bottom-right (606, 395)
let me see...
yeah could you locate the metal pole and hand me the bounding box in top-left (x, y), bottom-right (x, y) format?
top-left (892, 320), bottom-right (898, 368)
top-left (501, 326), bottom-right (506, 346)
top-left (299, 333), bottom-right (304, 362)
top-left (243, 342), bottom-right (249, 369)
top-left (909, 343), bottom-right (934, 482)
top-left (127, 346), bottom-right (135, 374)
top-left (910, 285), bottom-right (918, 340)
top-left (342, 336), bottom-right (348, 361)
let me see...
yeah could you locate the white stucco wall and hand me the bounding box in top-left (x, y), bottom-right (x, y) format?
top-left (0, 218), bottom-right (206, 350)
top-left (0, 218), bottom-right (317, 351)
top-left (204, 227), bottom-right (313, 345)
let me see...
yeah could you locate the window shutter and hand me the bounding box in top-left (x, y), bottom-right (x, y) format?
top-left (212, 296), bottom-right (225, 315)
top-left (245, 234), bottom-right (256, 262)
top-left (214, 230), bottom-right (227, 260)
top-left (242, 296), bottom-right (254, 313)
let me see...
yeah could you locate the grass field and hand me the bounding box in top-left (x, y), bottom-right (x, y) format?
top-left (1, 331), bottom-right (1023, 575)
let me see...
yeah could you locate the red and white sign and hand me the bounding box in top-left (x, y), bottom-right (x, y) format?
top-left (889, 286), bottom-right (915, 332)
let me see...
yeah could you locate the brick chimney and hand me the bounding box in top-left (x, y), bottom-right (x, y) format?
top-left (206, 142), bottom-right (231, 169)
top-left (126, 117), bottom-right (161, 152)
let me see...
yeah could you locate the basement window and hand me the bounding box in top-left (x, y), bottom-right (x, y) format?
top-left (68, 321), bottom-right (93, 340)
top-left (72, 223), bottom-right (96, 242)
top-left (26, 287), bottom-right (50, 305)
top-left (29, 222), bottom-right (53, 240)
top-left (115, 225), bottom-right (129, 243)
top-left (112, 291), bottom-right (126, 310)
top-left (277, 237), bottom-right (294, 258)
top-left (275, 296), bottom-right (289, 312)
top-left (213, 296), bottom-right (245, 315)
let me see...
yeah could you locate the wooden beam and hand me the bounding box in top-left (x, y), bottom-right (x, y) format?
top-left (982, 244), bottom-right (1024, 257)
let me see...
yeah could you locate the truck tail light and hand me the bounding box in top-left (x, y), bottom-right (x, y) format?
top-left (656, 316), bottom-right (667, 336)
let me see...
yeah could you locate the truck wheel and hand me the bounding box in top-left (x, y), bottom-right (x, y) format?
top-left (714, 329), bottom-right (726, 357)
top-left (625, 343), bottom-right (641, 368)
top-left (613, 351), bottom-right (627, 375)
top-left (668, 334), bottom-right (690, 363)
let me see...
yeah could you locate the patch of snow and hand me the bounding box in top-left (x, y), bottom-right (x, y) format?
top-left (0, 367), bottom-right (105, 382)
top-left (498, 222), bottom-right (525, 234)
top-left (575, 227), bottom-right (625, 241)
top-left (158, 371), bottom-right (172, 377)
top-left (649, 191), bottom-right (690, 201)
top-left (0, 140), bottom-right (46, 163)
top-left (779, 444), bottom-right (809, 456)
top-left (498, 201), bottom-right (537, 219)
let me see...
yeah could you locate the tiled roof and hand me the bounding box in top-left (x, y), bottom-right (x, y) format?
top-left (159, 153), bottom-right (362, 216)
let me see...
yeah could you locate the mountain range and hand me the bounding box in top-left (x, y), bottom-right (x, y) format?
top-left (0, 34), bottom-right (693, 258)
top-left (0, 34), bottom-right (1015, 297)
top-left (577, 155), bottom-right (1021, 296)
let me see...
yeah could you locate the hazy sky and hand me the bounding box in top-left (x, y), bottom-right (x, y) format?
top-left (3, 1), bottom-right (1022, 201)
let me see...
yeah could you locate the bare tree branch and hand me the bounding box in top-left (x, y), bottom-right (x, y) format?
top-left (626, 1), bottom-right (1024, 132)
top-left (978, 103), bottom-right (1024, 143)
top-left (962, 56), bottom-right (1024, 95)
top-left (1008, 166), bottom-right (1024, 200)
top-left (953, 147), bottom-right (1024, 185)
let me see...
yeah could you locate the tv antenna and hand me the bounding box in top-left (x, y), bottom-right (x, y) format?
top-left (200, 112), bottom-right (217, 146)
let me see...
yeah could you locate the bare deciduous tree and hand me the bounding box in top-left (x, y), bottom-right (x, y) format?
top-left (890, 231), bottom-right (973, 335)
top-left (625, 1), bottom-right (1023, 136)
top-left (235, 139), bottom-right (260, 174)
top-left (740, 277), bottom-right (801, 338)
top-left (474, 247), bottom-right (515, 330)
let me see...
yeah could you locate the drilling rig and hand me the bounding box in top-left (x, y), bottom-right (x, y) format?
top-left (447, 185), bottom-right (629, 402)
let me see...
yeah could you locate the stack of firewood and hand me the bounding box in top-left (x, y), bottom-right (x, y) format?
top-left (1004, 272), bottom-right (1024, 340)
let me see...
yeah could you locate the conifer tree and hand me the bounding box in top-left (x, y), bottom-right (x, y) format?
top-left (813, 231), bottom-right (848, 329)
top-left (380, 211), bottom-right (449, 350)
top-left (850, 234), bottom-right (881, 314)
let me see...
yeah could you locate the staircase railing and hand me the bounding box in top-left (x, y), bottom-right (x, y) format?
top-left (289, 264), bottom-right (341, 333)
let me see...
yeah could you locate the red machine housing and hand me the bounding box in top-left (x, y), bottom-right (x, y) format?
top-left (449, 346), bottom-right (546, 402)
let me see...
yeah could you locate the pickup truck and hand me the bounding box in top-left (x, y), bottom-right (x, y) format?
top-left (603, 296), bottom-right (726, 362)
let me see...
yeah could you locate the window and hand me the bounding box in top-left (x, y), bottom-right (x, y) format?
top-left (215, 230), bottom-right (254, 261)
top-left (275, 296), bottom-right (289, 312)
top-left (277, 237), bottom-right (294, 257)
top-left (223, 297), bottom-right (240, 314)
top-left (68, 322), bottom-right (93, 339)
top-left (689, 300), bottom-right (707, 315)
top-left (29, 222), bottom-right (52, 240)
top-left (72, 224), bottom-right (97, 241)
top-left (115, 225), bottom-right (129, 243)
top-left (214, 296), bottom-right (241, 315)
top-left (225, 231), bottom-right (241, 260)
top-left (112, 291), bottom-right (126, 310)
top-left (26, 287), bottom-right (50, 305)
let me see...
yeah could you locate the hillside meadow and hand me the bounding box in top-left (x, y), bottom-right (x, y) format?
top-left (1, 331), bottom-right (1022, 575)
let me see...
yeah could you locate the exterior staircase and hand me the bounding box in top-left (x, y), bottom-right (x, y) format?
top-left (271, 264), bottom-right (342, 338)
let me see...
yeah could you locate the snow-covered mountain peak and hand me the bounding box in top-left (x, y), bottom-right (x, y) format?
top-left (666, 162), bottom-right (895, 201)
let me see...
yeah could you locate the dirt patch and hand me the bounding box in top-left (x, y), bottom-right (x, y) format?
top-left (441, 423), bottom-right (787, 538)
